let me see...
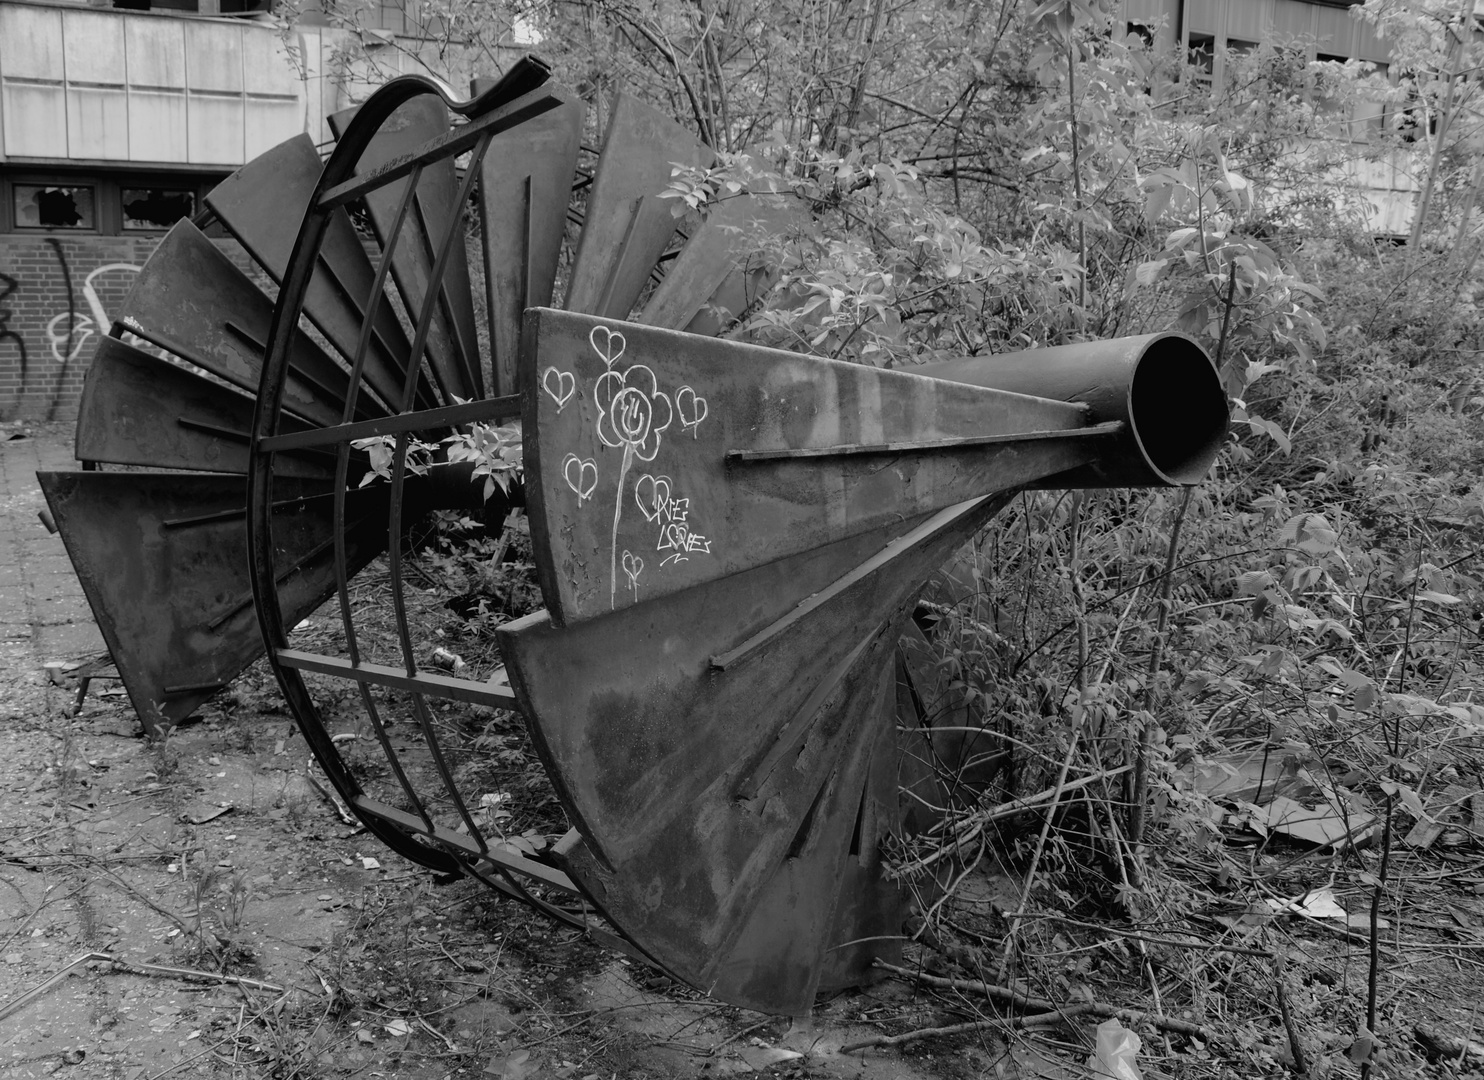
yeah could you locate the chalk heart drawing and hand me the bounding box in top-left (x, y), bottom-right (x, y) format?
top-left (561, 453), bottom-right (598, 503)
top-left (622, 550), bottom-right (644, 586)
top-left (589, 325), bottom-right (626, 369)
top-left (634, 474), bottom-right (672, 523)
top-left (542, 366), bottom-right (576, 411)
top-left (675, 385), bottom-right (708, 436)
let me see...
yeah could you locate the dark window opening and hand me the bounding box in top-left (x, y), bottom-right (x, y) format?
top-left (1187, 33), bottom-right (1216, 85)
top-left (122, 188), bottom-right (195, 231)
top-left (111, 0), bottom-right (200, 10)
top-left (13, 185), bottom-right (96, 230)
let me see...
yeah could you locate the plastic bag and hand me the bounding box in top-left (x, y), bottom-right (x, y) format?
top-left (1087, 1018), bottom-right (1144, 1080)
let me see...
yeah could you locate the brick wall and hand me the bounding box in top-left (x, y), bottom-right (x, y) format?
top-left (0, 233), bottom-right (258, 423)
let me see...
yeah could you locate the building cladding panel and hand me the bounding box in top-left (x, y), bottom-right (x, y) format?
top-left (0, 4), bottom-right (304, 165)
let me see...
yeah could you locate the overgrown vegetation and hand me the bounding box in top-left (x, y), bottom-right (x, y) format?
top-left (265, 0), bottom-right (1484, 1072)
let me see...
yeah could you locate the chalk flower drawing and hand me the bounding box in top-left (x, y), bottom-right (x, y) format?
top-left (595, 363), bottom-right (673, 461)
top-left (590, 324), bottom-right (675, 608)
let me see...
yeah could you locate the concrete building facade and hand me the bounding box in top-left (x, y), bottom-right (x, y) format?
top-left (0, 0), bottom-right (457, 421)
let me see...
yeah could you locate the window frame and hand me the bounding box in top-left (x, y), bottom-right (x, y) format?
top-left (1, 172), bottom-right (223, 236)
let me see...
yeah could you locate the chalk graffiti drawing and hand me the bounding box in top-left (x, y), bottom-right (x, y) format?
top-left (675, 385), bottom-right (708, 437)
top-left (621, 550), bottom-right (644, 598)
top-left (590, 324), bottom-right (625, 369)
top-left (635, 472), bottom-right (712, 567)
top-left (634, 474), bottom-right (671, 522)
top-left (45, 312), bottom-right (93, 364)
top-left (592, 324), bottom-right (674, 607)
top-left (542, 366), bottom-right (576, 412)
top-left (562, 453), bottom-right (598, 503)
top-left (0, 272), bottom-right (25, 388)
top-left (81, 263), bottom-right (141, 334)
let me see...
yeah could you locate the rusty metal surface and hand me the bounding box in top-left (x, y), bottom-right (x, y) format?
top-left (916, 332), bottom-right (1227, 486)
top-left (499, 496), bottom-right (1010, 1014)
top-left (37, 471), bottom-right (387, 734)
top-left (75, 336), bottom-right (332, 478)
top-left (122, 220), bottom-right (364, 429)
top-left (473, 84), bottom-right (583, 395)
top-left (329, 95), bottom-right (484, 402)
top-left (506, 302), bottom-right (1226, 1011)
top-left (205, 134), bottom-right (430, 414)
top-left (564, 94), bottom-right (712, 320)
top-left (521, 308), bottom-right (1097, 625)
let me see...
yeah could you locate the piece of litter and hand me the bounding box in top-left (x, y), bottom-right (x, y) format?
top-left (737, 1045), bottom-right (803, 1069)
top-left (484, 1049), bottom-right (536, 1079)
top-left (1087, 1018), bottom-right (1143, 1079)
top-left (1264, 887), bottom-right (1388, 930)
top-left (385, 1019), bottom-right (410, 1037)
top-left (1262, 795), bottom-right (1374, 849)
top-left (361, 857), bottom-right (381, 870)
top-left (330, 733), bottom-right (357, 744)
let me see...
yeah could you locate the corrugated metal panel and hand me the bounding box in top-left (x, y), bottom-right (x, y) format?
top-left (1314, 4), bottom-right (1358, 55)
top-left (184, 20), bottom-right (243, 94)
top-left (130, 89), bottom-right (188, 162)
top-left (0, 5), bottom-right (65, 80)
top-left (242, 26), bottom-right (295, 95)
top-left (126, 19), bottom-right (188, 163)
top-left (1271, 0), bottom-right (1314, 44)
top-left (2, 84), bottom-right (67, 158)
top-left (126, 18), bottom-right (187, 87)
top-left (67, 86), bottom-right (129, 160)
top-left (1353, 16), bottom-right (1391, 62)
top-left (244, 99), bottom-right (301, 159)
top-left (1185, 0), bottom-right (1223, 34)
top-left (188, 94), bottom-right (244, 165)
top-left (62, 10), bottom-right (125, 83)
top-left (1226, 0), bottom-right (1272, 43)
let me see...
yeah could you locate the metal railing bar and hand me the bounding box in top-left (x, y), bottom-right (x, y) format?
top-left (274, 648), bottom-right (518, 708)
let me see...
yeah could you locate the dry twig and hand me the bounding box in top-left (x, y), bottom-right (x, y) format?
top-left (873, 959), bottom-right (1216, 1042)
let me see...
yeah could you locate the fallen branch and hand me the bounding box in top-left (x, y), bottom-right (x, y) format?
top-left (108, 956), bottom-right (284, 994)
top-left (871, 960), bottom-right (1216, 1043)
top-left (841, 1004), bottom-right (1091, 1053)
top-left (1414, 1023), bottom-right (1484, 1064)
top-left (0, 950), bottom-right (285, 1022)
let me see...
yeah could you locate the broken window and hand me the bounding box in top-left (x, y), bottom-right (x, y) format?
top-left (122, 188), bottom-right (195, 231)
top-left (13, 185), bottom-right (96, 230)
